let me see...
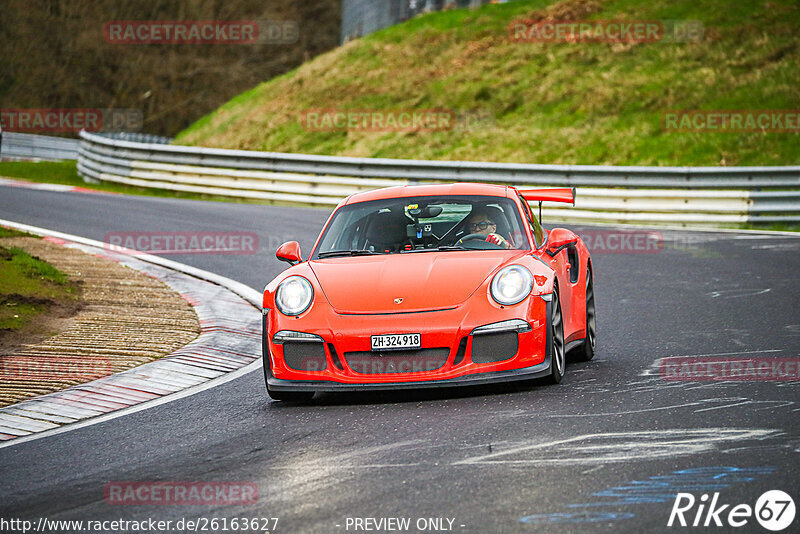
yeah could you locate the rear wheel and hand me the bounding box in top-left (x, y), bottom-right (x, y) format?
top-left (575, 265), bottom-right (596, 362)
top-left (547, 286), bottom-right (565, 384)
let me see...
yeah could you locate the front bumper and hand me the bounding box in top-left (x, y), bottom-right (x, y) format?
top-left (265, 359), bottom-right (552, 392)
top-left (263, 295), bottom-right (552, 392)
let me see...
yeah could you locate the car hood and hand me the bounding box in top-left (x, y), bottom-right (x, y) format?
top-left (309, 251), bottom-right (525, 314)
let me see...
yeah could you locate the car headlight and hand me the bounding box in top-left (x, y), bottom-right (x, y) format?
top-left (490, 265), bottom-right (534, 306)
top-left (275, 276), bottom-right (314, 316)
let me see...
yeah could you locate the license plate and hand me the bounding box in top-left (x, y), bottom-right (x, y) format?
top-left (371, 333), bottom-right (421, 351)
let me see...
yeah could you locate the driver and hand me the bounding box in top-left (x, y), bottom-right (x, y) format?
top-left (463, 211), bottom-right (511, 249)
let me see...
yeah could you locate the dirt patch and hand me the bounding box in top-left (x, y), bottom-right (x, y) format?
top-left (518, 0), bottom-right (604, 23)
top-left (0, 237), bottom-right (201, 408)
top-left (0, 294), bottom-right (83, 355)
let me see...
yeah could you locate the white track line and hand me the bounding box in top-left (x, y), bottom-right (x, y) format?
top-left (0, 362), bottom-right (259, 450)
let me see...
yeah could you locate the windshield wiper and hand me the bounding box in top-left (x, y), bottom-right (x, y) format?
top-left (402, 245), bottom-right (467, 253)
top-left (318, 249), bottom-right (382, 258)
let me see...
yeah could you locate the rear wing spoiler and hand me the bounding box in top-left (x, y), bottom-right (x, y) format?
top-left (518, 188), bottom-right (576, 205)
top-left (518, 187), bottom-right (576, 223)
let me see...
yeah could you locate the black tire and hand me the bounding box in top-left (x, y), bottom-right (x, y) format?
top-left (575, 265), bottom-right (596, 362)
top-left (266, 385), bottom-right (315, 402)
top-left (546, 286), bottom-right (565, 384)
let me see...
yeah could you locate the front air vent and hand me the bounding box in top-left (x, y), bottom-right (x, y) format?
top-left (283, 342), bottom-right (327, 371)
top-left (471, 332), bottom-right (519, 364)
top-left (327, 343), bottom-right (344, 371)
top-left (344, 348), bottom-right (449, 374)
top-left (452, 337), bottom-right (468, 366)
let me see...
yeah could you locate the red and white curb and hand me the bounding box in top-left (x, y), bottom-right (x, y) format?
top-left (0, 176), bottom-right (113, 195)
top-left (0, 219), bottom-right (263, 447)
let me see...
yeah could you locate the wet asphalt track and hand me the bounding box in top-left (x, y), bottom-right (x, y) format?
top-left (0, 185), bottom-right (798, 533)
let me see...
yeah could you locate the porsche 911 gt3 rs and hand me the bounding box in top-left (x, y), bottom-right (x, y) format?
top-left (262, 183), bottom-right (595, 401)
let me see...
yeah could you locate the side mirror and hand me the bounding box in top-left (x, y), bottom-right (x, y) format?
top-left (547, 228), bottom-right (578, 255)
top-left (276, 241), bottom-right (302, 266)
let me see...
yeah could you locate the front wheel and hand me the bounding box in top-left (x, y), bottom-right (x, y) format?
top-left (546, 286), bottom-right (565, 384)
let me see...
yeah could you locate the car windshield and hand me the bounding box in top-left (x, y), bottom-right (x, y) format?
top-left (313, 195), bottom-right (531, 258)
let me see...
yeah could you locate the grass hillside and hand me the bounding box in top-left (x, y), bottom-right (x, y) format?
top-left (175, 0), bottom-right (800, 166)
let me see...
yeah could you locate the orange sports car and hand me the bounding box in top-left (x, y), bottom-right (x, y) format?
top-left (261, 183), bottom-right (595, 401)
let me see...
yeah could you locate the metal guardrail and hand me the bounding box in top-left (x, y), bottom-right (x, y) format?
top-left (0, 132), bottom-right (171, 162)
top-left (77, 130), bottom-right (800, 224)
top-left (0, 132), bottom-right (80, 161)
top-left (96, 132), bottom-right (173, 144)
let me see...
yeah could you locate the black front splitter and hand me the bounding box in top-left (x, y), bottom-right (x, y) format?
top-left (265, 359), bottom-right (552, 392)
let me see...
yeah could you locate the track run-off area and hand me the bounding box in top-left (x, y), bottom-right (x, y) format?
top-left (0, 182), bottom-right (798, 533)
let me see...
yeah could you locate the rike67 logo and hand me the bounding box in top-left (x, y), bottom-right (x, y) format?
top-left (669, 490), bottom-right (795, 531)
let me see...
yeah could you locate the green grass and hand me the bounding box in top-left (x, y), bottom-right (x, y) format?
top-left (0, 245), bottom-right (78, 331)
top-left (0, 161), bottom-right (79, 183)
top-left (175, 0), bottom-right (800, 166)
top-left (745, 222), bottom-right (800, 233)
top-left (3, 247), bottom-right (71, 287)
top-left (0, 227), bottom-right (35, 238)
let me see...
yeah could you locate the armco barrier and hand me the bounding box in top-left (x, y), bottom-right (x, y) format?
top-left (1, 132), bottom-right (79, 161)
top-left (77, 130), bottom-right (800, 224)
top-left (0, 132), bottom-right (171, 162)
